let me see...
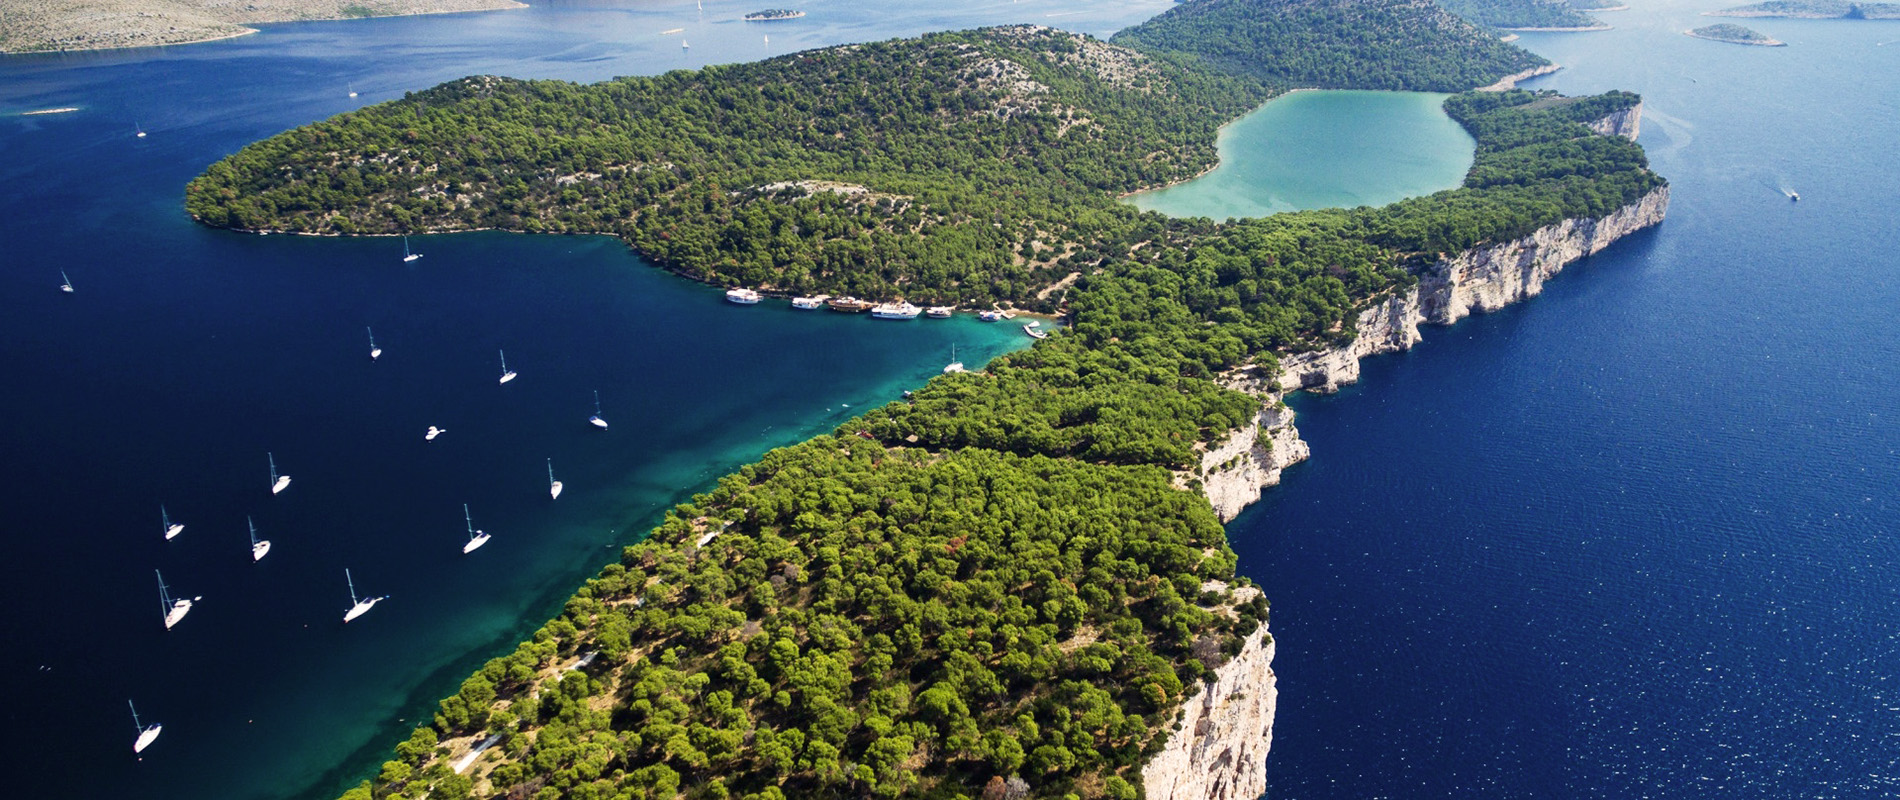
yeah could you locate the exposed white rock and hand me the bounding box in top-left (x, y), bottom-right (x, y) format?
top-left (1143, 603), bottom-right (1276, 800)
top-left (1587, 101), bottom-right (1644, 139)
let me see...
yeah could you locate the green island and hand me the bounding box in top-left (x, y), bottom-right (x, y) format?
top-left (186, 0), bottom-right (1664, 797)
top-left (1432, 0), bottom-right (1608, 30)
top-left (1684, 22), bottom-right (1788, 44)
top-left (1706, 0), bottom-right (1900, 17)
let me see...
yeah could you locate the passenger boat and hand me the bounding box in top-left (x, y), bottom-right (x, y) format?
top-left (871, 302), bottom-right (921, 320)
top-left (827, 296), bottom-right (875, 313)
top-left (978, 310), bottom-right (1005, 322)
top-left (791, 295), bottom-right (827, 310)
top-left (726, 288), bottom-right (762, 304)
top-left (925, 306), bottom-right (954, 318)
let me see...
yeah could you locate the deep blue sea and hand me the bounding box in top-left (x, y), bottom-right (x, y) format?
top-left (1234, 2), bottom-right (1900, 797)
top-left (3, 0), bottom-right (1896, 798)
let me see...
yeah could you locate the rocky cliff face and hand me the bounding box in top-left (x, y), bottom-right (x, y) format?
top-left (1142, 596), bottom-right (1276, 800)
top-left (1193, 400), bottom-right (1310, 523)
top-left (1587, 101), bottom-right (1644, 139)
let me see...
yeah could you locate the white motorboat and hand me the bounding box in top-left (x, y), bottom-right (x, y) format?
top-left (161, 505), bottom-right (184, 541)
top-left (726, 288), bottom-right (762, 304)
top-left (871, 302), bottom-right (922, 320)
top-left (926, 306), bottom-right (954, 318)
top-left (426, 425), bottom-right (445, 441)
top-left (367, 327), bottom-right (382, 360)
top-left (268, 452), bottom-right (291, 495)
top-left (248, 516), bottom-right (271, 562)
top-left (548, 458), bottom-right (563, 500)
top-left (130, 700), bottom-right (162, 754)
top-left (978, 310), bottom-right (1005, 322)
top-left (791, 295), bottom-right (826, 310)
top-left (462, 504), bottom-right (490, 554)
top-left (498, 350), bottom-right (517, 384)
top-left (589, 390), bottom-right (609, 429)
top-left (155, 570), bottom-right (196, 631)
top-left (342, 569), bottom-right (384, 623)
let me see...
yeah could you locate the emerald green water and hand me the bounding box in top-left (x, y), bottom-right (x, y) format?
top-left (1128, 90), bottom-right (1476, 219)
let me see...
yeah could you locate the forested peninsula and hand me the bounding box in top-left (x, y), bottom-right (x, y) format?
top-left (186, 0), bottom-right (1666, 797)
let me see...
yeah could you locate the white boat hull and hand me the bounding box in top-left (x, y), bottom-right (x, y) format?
top-left (165, 523), bottom-right (184, 540)
top-left (403, 254), bottom-right (422, 263)
top-left (271, 476), bottom-right (292, 494)
top-left (343, 597), bottom-right (383, 623)
top-left (252, 540), bottom-right (271, 562)
top-left (550, 481), bottom-right (564, 500)
top-left (61, 285), bottom-right (74, 294)
top-left (463, 533), bottom-right (491, 554)
top-left (134, 724), bottom-right (162, 754)
top-left (370, 347), bottom-right (382, 360)
top-left (499, 372), bottom-right (516, 385)
top-left (589, 417), bottom-right (609, 429)
top-left (426, 426), bottom-right (444, 441)
top-left (163, 598), bottom-right (195, 630)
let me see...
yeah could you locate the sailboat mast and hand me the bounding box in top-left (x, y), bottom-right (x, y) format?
top-left (129, 700), bottom-right (142, 732)
top-left (269, 452), bottom-right (278, 481)
top-left (248, 516), bottom-right (258, 545)
top-left (464, 504), bottom-right (474, 535)
top-left (346, 569), bottom-right (358, 605)
top-left (155, 570), bottom-right (171, 609)
top-left (594, 390), bottom-right (601, 414)
top-left (548, 459), bottom-right (555, 482)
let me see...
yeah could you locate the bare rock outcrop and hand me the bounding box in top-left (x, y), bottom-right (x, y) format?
top-left (1142, 599), bottom-right (1276, 800)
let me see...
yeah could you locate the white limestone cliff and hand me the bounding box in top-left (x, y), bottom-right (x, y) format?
top-left (1142, 595), bottom-right (1276, 800)
top-left (1586, 100), bottom-right (1644, 139)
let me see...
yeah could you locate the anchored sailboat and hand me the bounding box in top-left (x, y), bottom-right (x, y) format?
top-left (462, 504), bottom-right (490, 554)
top-left (943, 343), bottom-right (966, 374)
top-left (342, 569), bottom-right (385, 623)
top-left (498, 350), bottom-right (517, 385)
top-left (367, 327), bottom-right (382, 360)
top-left (155, 570), bottom-right (196, 631)
top-left (402, 236), bottom-right (422, 263)
top-left (548, 458), bottom-right (563, 500)
top-left (129, 700), bottom-right (162, 754)
top-left (59, 270), bottom-right (74, 294)
top-left (268, 452), bottom-right (291, 495)
top-left (426, 425), bottom-right (446, 441)
top-left (161, 505), bottom-right (184, 540)
top-left (589, 390), bottom-right (609, 429)
top-left (248, 516), bottom-right (271, 562)
top-left (348, 82), bottom-right (358, 98)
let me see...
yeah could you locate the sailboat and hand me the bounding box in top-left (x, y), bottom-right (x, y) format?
top-left (342, 568), bottom-right (385, 623)
top-left (589, 390), bottom-right (609, 429)
top-left (135, 121), bottom-right (146, 139)
top-left (155, 569), bottom-right (196, 630)
top-left (462, 504), bottom-right (490, 554)
top-left (943, 343), bottom-right (966, 374)
top-left (161, 505), bottom-right (185, 540)
top-left (248, 516), bottom-right (271, 562)
top-left (401, 236), bottom-right (422, 263)
top-left (129, 700), bottom-right (162, 754)
top-left (548, 458), bottom-right (563, 500)
top-left (268, 452), bottom-right (292, 495)
top-left (498, 350), bottom-right (517, 385)
top-left (682, 39), bottom-right (691, 50)
top-left (59, 270), bottom-right (74, 294)
top-left (348, 82), bottom-right (358, 98)
top-left (426, 425), bottom-right (446, 441)
top-left (367, 326), bottom-right (382, 360)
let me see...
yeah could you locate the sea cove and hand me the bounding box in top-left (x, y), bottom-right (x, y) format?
top-left (1127, 90), bottom-right (1476, 219)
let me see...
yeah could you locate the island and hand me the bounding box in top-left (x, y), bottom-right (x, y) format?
top-left (1705, 0), bottom-right (1900, 17)
top-left (186, 0), bottom-right (1667, 797)
top-left (0, 0), bottom-right (525, 54)
top-left (1434, 0), bottom-right (1610, 30)
top-left (743, 8), bottom-right (806, 21)
top-left (1685, 22), bottom-right (1788, 44)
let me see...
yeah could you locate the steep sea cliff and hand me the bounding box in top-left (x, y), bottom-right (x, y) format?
top-left (1146, 110), bottom-right (1666, 794)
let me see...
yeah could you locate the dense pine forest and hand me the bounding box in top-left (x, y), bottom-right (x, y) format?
top-left (186, 1), bottom-right (1663, 797)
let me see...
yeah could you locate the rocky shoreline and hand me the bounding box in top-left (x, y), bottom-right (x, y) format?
top-left (1146, 107), bottom-right (1666, 796)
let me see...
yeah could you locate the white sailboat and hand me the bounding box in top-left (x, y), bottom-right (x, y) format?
top-left (498, 350), bottom-right (517, 385)
top-left (155, 570), bottom-right (196, 631)
top-left (59, 270), bottom-right (74, 294)
top-left (342, 568), bottom-right (385, 623)
top-left (268, 452), bottom-right (292, 495)
top-left (548, 458), bottom-right (563, 500)
top-left (367, 327), bottom-right (382, 360)
top-left (426, 425), bottom-right (446, 441)
top-left (248, 516), bottom-right (271, 562)
top-left (348, 82), bottom-right (359, 98)
top-left (161, 505), bottom-right (185, 540)
top-left (135, 121), bottom-right (146, 139)
top-left (402, 236), bottom-right (422, 263)
top-left (462, 504), bottom-right (490, 554)
top-left (129, 700), bottom-right (162, 754)
top-left (943, 343), bottom-right (966, 374)
top-left (589, 390), bottom-right (609, 429)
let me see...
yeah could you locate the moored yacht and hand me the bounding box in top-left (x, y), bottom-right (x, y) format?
top-left (426, 425), bottom-right (446, 441)
top-left (871, 302), bottom-right (921, 320)
top-left (60, 270), bottom-right (74, 294)
top-left (342, 569), bottom-right (384, 623)
top-left (161, 505), bottom-right (184, 540)
top-left (589, 390), bottom-right (609, 429)
top-left (978, 309), bottom-right (1006, 322)
top-left (791, 295), bottom-right (827, 310)
top-left (268, 452), bottom-right (291, 495)
top-left (462, 504), bottom-right (490, 554)
top-left (827, 296), bottom-right (875, 313)
top-left (402, 236), bottom-right (422, 263)
top-left (248, 516), bottom-right (271, 562)
top-left (926, 305), bottom-right (954, 318)
top-left (155, 570), bottom-right (196, 630)
top-left (498, 350), bottom-right (517, 385)
top-left (367, 327), bottom-right (382, 360)
top-left (726, 288), bottom-right (762, 304)
top-left (548, 458), bottom-right (564, 500)
top-left (130, 700), bottom-right (161, 754)
top-left (943, 344), bottom-right (966, 374)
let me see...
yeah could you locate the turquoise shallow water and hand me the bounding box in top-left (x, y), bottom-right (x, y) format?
top-left (1127, 89), bottom-right (1475, 219)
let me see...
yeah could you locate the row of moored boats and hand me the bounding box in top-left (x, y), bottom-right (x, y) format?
top-left (725, 289), bottom-right (1019, 322)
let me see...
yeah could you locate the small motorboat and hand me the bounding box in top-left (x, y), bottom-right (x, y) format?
top-left (426, 426), bottom-right (446, 441)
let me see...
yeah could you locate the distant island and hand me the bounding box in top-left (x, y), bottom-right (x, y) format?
top-left (1685, 23), bottom-right (1788, 44)
top-left (1705, 0), bottom-right (1900, 17)
top-left (1435, 0), bottom-right (1611, 29)
top-left (0, 0), bottom-right (525, 54)
top-left (743, 8), bottom-right (805, 20)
